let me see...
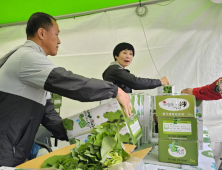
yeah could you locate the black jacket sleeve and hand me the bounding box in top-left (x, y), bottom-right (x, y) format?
top-left (105, 65), bottom-right (161, 90)
top-left (44, 67), bottom-right (118, 102)
top-left (41, 99), bottom-right (68, 141)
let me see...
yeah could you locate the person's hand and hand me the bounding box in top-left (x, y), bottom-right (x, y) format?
top-left (181, 88), bottom-right (193, 95)
top-left (116, 87), bottom-right (132, 117)
top-left (160, 76), bottom-right (170, 86)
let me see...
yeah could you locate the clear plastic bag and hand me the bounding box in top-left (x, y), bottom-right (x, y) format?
top-left (109, 157), bottom-right (147, 170)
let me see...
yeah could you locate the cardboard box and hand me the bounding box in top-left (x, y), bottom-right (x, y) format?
top-left (155, 94), bottom-right (196, 117)
top-left (65, 110), bottom-right (95, 140)
top-left (196, 100), bottom-right (203, 150)
top-left (158, 117), bottom-right (197, 141)
top-left (16, 144), bottom-right (152, 169)
top-left (157, 84), bottom-right (175, 95)
top-left (65, 96), bottom-right (143, 145)
top-left (158, 139), bottom-right (198, 165)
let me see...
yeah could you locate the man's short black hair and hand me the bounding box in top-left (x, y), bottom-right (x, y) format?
top-left (113, 42), bottom-right (135, 61)
top-left (26, 12), bottom-right (56, 38)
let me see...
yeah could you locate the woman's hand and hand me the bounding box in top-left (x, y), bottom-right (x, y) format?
top-left (160, 76), bottom-right (170, 86)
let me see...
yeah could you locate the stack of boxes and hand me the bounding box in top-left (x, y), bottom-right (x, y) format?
top-left (63, 94), bottom-right (143, 145)
top-left (51, 93), bottom-right (62, 115)
top-left (136, 85), bottom-right (203, 165)
top-left (156, 94), bottom-right (198, 165)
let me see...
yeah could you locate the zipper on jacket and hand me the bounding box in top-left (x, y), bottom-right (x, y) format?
top-left (12, 120), bottom-right (31, 155)
top-left (13, 146), bottom-right (15, 154)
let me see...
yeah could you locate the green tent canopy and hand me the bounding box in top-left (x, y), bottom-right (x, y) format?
top-left (0, 0), bottom-right (169, 26)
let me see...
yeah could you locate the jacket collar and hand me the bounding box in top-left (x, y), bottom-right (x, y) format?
top-left (109, 61), bottom-right (123, 68)
top-left (23, 40), bottom-right (46, 56)
top-left (0, 40), bottom-right (46, 68)
top-left (109, 61), bottom-right (130, 72)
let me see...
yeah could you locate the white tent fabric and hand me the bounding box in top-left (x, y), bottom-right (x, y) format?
top-left (1, 0), bottom-right (222, 164)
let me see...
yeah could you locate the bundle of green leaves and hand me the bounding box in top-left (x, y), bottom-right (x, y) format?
top-left (62, 118), bottom-right (74, 131)
top-left (41, 122), bottom-right (130, 170)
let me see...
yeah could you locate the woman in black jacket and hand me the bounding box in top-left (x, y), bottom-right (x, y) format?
top-left (103, 42), bottom-right (169, 93)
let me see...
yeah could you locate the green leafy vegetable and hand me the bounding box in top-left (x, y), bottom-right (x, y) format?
top-left (62, 118), bottom-right (74, 130)
top-left (69, 138), bottom-right (76, 144)
top-left (103, 110), bottom-right (124, 122)
top-left (41, 122), bottom-right (130, 169)
top-left (196, 100), bottom-right (202, 107)
top-left (101, 136), bottom-right (117, 159)
top-left (120, 133), bottom-right (132, 143)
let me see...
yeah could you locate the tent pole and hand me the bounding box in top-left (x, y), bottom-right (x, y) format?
top-left (0, 0), bottom-right (171, 28)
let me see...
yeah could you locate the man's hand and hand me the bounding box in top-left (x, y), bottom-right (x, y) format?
top-left (181, 88), bottom-right (193, 95)
top-left (116, 87), bottom-right (132, 117)
top-left (160, 76), bottom-right (170, 86)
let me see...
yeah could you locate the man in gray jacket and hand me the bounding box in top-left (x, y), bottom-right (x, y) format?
top-left (0, 12), bottom-right (131, 166)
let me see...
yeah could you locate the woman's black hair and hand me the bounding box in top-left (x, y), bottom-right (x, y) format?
top-left (26, 12), bottom-right (56, 38)
top-left (113, 42), bottom-right (135, 61)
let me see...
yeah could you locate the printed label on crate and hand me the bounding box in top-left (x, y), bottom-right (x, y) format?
top-left (163, 120), bottom-right (192, 135)
top-left (158, 117), bottom-right (197, 141)
top-left (125, 114), bottom-right (142, 143)
top-left (129, 119), bottom-right (140, 136)
top-left (158, 140), bottom-right (198, 165)
top-left (156, 95), bottom-right (195, 117)
top-left (159, 98), bottom-right (189, 111)
top-left (168, 143), bottom-right (186, 158)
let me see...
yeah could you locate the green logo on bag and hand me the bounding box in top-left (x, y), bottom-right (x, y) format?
top-left (78, 114), bottom-right (87, 128)
top-left (202, 150), bottom-right (214, 158)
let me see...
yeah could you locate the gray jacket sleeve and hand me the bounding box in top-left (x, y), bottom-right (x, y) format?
top-left (44, 67), bottom-right (118, 102)
top-left (41, 98), bottom-right (68, 141)
top-left (18, 51), bottom-right (56, 89)
top-left (108, 65), bottom-right (161, 90)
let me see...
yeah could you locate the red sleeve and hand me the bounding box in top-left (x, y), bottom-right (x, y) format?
top-left (193, 78), bottom-right (222, 100)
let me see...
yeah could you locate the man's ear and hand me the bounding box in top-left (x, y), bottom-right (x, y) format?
top-left (115, 55), bottom-right (118, 60)
top-left (37, 28), bottom-right (45, 40)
